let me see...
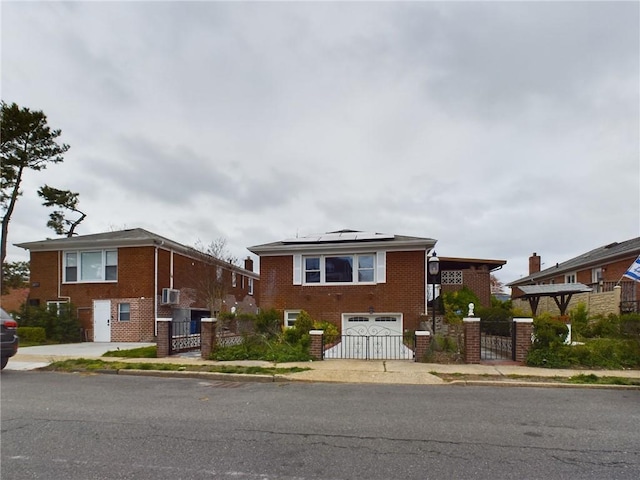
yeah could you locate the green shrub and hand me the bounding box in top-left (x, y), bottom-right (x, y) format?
top-left (16, 326), bottom-right (46, 344)
top-left (620, 313), bottom-right (640, 338)
top-left (254, 308), bottom-right (281, 337)
top-left (15, 303), bottom-right (82, 343)
top-left (211, 334), bottom-right (311, 362)
top-left (526, 337), bottom-right (640, 369)
top-left (532, 314), bottom-right (568, 349)
top-left (294, 311), bottom-right (314, 335)
top-left (569, 303), bottom-right (589, 338)
top-left (313, 321), bottom-right (339, 344)
top-left (443, 286), bottom-right (480, 321)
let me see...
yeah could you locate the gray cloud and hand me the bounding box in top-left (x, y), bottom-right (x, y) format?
top-left (2, 1), bottom-right (638, 287)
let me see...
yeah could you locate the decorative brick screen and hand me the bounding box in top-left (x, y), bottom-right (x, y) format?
top-left (442, 270), bottom-right (463, 285)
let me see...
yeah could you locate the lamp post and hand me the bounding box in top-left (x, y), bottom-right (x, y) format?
top-left (428, 251), bottom-right (440, 333)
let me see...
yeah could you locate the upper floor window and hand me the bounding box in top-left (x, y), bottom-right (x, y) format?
top-left (248, 277), bottom-right (254, 295)
top-left (232, 272), bottom-right (237, 287)
top-left (565, 272), bottom-right (576, 283)
top-left (592, 267), bottom-right (603, 283)
top-left (303, 254), bottom-right (376, 284)
top-left (64, 250), bottom-right (117, 283)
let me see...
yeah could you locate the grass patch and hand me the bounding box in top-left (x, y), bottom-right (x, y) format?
top-left (567, 374), bottom-right (640, 386)
top-left (42, 358), bottom-right (309, 375)
top-left (102, 346), bottom-right (157, 358)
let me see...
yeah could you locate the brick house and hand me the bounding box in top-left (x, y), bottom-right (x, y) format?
top-left (248, 229), bottom-right (505, 336)
top-left (508, 237), bottom-right (640, 316)
top-left (16, 228), bottom-right (259, 342)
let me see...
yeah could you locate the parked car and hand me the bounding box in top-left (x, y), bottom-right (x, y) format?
top-left (1, 307), bottom-right (19, 370)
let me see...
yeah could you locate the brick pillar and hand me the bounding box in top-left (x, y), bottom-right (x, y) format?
top-left (156, 318), bottom-right (172, 357)
top-left (309, 330), bottom-right (324, 360)
top-left (200, 318), bottom-right (217, 359)
top-left (463, 318), bottom-right (481, 364)
top-left (513, 318), bottom-right (534, 363)
top-left (414, 331), bottom-right (431, 362)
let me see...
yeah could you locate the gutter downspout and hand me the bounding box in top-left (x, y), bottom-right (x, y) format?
top-left (154, 246), bottom-right (158, 336)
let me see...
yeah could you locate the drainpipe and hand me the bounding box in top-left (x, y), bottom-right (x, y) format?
top-left (154, 246), bottom-right (158, 336)
top-left (57, 251), bottom-right (71, 303)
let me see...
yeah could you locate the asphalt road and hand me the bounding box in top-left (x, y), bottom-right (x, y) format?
top-left (2, 371), bottom-right (639, 480)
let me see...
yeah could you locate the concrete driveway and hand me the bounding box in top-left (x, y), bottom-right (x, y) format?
top-left (5, 342), bottom-right (155, 371)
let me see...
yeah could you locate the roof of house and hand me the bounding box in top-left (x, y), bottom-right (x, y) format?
top-left (15, 228), bottom-right (258, 277)
top-left (508, 237), bottom-right (640, 286)
top-left (248, 229), bottom-right (437, 255)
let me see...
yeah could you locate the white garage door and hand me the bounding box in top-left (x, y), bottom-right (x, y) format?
top-left (324, 314), bottom-right (413, 360)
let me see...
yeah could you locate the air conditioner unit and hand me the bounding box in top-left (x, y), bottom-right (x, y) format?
top-left (161, 288), bottom-right (180, 305)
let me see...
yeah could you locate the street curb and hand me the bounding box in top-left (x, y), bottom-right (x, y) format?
top-left (448, 380), bottom-right (640, 390)
top-left (117, 369), bottom-right (278, 383)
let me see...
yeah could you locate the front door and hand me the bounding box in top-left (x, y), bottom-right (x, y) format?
top-left (93, 300), bottom-right (111, 342)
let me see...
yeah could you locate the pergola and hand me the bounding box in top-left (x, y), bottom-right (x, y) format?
top-left (515, 283), bottom-right (593, 316)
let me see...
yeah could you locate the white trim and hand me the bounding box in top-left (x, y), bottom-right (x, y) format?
top-left (463, 318), bottom-right (481, 323)
top-left (513, 317), bottom-right (534, 323)
top-left (376, 251), bottom-right (386, 284)
top-left (293, 254), bottom-right (302, 285)
top-left (415, 331), bottom-right (431, 337)
top-left (309, 330), bottom-right (324, 336)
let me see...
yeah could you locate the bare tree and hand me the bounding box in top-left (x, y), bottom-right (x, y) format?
top-left (190, 238), bottom-right (238, 322)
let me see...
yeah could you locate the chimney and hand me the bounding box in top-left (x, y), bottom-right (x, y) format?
top-left (244, 256), bottom-right (254, 272)
top-left (529, 253), bottom-right (541, 275)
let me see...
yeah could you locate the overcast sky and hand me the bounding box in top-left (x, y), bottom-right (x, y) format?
top-left (2, 1), bottom-right (639, 287)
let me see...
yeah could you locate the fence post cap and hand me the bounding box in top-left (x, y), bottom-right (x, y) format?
top-left (309, 330), bottom-right (324, 335)
top-left (463, 318), bottom-right (480, 323)
top-left (415, 330), bottom-right (431, 336)
top-left (156, 318), bottom-right (172, 322)
top-left (513, 317), bottom-right (534, 323)
top-left (201, 318), bottom-right (217, 323)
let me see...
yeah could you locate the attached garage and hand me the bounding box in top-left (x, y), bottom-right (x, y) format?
top-left (324, 313), bottom-right (414, 360)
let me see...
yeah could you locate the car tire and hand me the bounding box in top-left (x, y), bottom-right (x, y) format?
top-left (1, 357), bottom-right (8, 370)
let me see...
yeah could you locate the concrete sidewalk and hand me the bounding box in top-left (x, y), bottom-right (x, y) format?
top-left (5, 343), bottom-right (640, 387)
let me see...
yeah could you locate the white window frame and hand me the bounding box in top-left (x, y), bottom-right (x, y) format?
top-left (565, 272), bottom-right (577, 283)
top-left (248, 277), bottom-right (254, 295)
top-left (232, 272), bottom-right (237, 287)
top-left (63, 250), bottom-right (118, 283)
top-left (301, 253), bottom-right (377, 285)
top-left (118, 303), bottom-right (131, 322)
top-left (592, 267), bottom-right (603, 283)
top-left (46, 300), bottom-right (69, 316)
top-left (284, 310), bottom-right (301, 328)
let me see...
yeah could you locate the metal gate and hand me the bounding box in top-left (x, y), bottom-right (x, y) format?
top-left (169, 318), bottom-right (201, 354)
top-left (480, 319), bottom-right (514, 361)
top-left (324, 335), bottom-right (415, 360)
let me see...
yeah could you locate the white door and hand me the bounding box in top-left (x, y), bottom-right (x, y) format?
top-left (93, 300), bottom-right (111, 342)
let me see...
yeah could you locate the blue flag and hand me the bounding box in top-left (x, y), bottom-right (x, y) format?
top-left (623, 255), bottom-right (640, 282)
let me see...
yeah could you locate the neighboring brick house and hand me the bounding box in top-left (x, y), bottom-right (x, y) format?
top-left (15, 228), bottom-right (259, 342)
top-left (508, 237), bottom-right (640, 316)
top-left (248, 229), bottom-right (505, 335)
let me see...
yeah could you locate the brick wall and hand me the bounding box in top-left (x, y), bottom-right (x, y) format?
top-left (27, 245), bottom-right (258, 342)
top-left (258, 251), bottom-right (426, 331)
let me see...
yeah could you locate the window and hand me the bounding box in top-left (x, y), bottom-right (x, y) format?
top-left (216, 266), bottom-right (223, 281)
top-left (565, 273), bottom-right (576, 283)
top-left (284, 310), bottom-right (300, 328)
top-left (305, 257), bottom-right (321, 283)
top-left (248, 277), bottom-right (254, 295)
top-left (47, 301), bottom-right (69, 316)
top-left (232, 272), bottom-right (237, 287)
top-left (592, 267), bottom-right (603, 283)
top-left (302, 254), bottom-right (376, 284)
top-left (118, 303), bottom-right (130, 322)
top-left (358, 255), bottom-right (374, 282)
top-left (64, 250), bottom-right (117, 283)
